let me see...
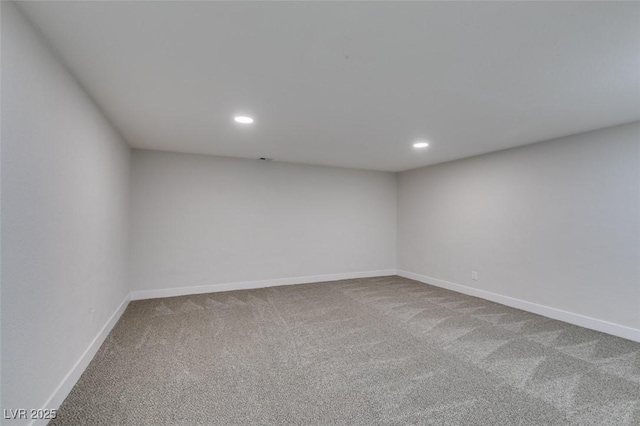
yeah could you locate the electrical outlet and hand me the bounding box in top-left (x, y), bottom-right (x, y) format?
top-left (472, 271), bottom-right (478, 281)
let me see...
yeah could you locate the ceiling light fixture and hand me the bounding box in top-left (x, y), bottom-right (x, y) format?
top-left (413, 141), bottom-right (429, 148)
top-left (234, 116), bottom-right (254, 124)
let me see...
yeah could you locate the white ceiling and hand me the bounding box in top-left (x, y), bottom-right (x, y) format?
top-left (18, 1), bottom-right (640, 172)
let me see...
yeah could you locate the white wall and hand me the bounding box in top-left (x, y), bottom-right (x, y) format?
top-left (130, 150), bottom-right (396, 296)
top-left (398, 122), bottom-right (640, 332)
top-left (1, 2), bottom-right (131, 421)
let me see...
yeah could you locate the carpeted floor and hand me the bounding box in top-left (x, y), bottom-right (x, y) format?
top-left (51, 276), bottom-right (640, 425)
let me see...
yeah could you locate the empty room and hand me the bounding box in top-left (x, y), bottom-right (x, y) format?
top-left (2, 1), bottom-right (639, 425)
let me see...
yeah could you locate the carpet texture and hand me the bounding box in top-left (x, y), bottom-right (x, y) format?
top-left (51, 276), bottom-right (640, 425)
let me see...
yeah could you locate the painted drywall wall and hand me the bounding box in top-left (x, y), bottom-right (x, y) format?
top-left (1, 2), bottom-right (131, 421)
top-left (398, 122), bottom-right (640, 331)
top-left (130, 150), bottom-right (396, 294)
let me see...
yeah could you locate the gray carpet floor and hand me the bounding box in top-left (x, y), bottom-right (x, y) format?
top-left (51, 276), bottom-right (640, 425)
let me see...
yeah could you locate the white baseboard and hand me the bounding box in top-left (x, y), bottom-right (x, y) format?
top-left (130, 269), bottom-right (398, 301)
top-left (397, 270), bottom-right (640, 343)
top-left (30, 294), bottom-right (131, 426)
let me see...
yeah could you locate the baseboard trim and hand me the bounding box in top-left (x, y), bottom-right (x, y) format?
top-left (30, 294), bottom-right (131, 426)
top-left (130, 269), bottom-right (398, 301)
top-left (397, 270), bottom-right (640, 343)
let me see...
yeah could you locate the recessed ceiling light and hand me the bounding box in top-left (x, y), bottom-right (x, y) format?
top-left (413, 141), bottom-right (429, 148)
top-left (234, 116), bottom-right (254, 124)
